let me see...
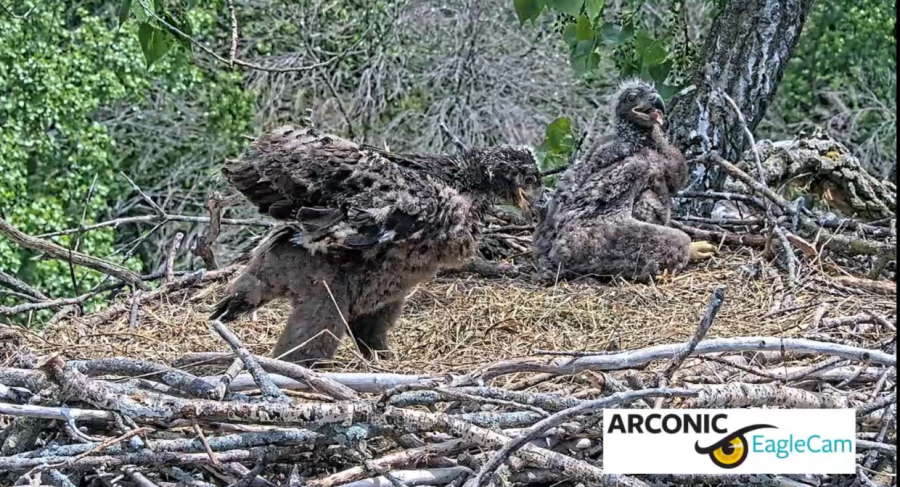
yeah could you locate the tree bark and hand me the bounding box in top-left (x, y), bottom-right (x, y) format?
top-left (667, 0), bottom-right (816, 162)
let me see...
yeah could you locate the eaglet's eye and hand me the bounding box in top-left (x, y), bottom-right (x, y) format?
top-left (524, 175), bottom-right (538, 186)
top-left (626, 92), bottom-right (638, 103)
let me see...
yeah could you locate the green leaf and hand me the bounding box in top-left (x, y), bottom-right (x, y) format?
top-left (657, 83), bottom-right (679, 100)
top-left (514, 0), bottom-right (545, 23)
top-left (644, 43), bottom-right (668, 65)
top-left (644, 42), bottom-right (668, 66)
top-left (545, 117), bottom-right (575, 153)
top-left (563, 15), bottom-right (594, 48)
top-left (563, 23), bottom-right (578, 48)
top-left (574, 14), bottom-right (593, 40)
top-left (634, 30), bottom-right (653, 55)
top-left (547, 0), bottom-right (583, 16)
top-left (584, 0), bottom-right (604, 22)
top-left (601, 22), bottom-right (631, 46)
top-left (118, 0), bottom-right (132, 26)
top-left (537, 117), bottom-right (577, 174)
top-left (619, 60), bottom-right (638, 77)
top-left (635, 30), bottom-right (668, 66)
top-left (132, 0), bottom-right (153, 22)
top-left (639, 63), bottom-right (652, 81)
top-left (648, 60), bottom-right (672, 85)
top-left (138, 22), bottom-right (172, 67)
top-left (570, 39), bottom-right (600, 74)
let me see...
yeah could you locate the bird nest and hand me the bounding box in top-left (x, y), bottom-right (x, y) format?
top-left (1, 248), bottom-right (896, 487)
top-left (4, 249), bottom-right (893, 378)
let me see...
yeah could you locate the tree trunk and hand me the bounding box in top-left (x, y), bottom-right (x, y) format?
top-left (667, 0), bottom-right (816, 163)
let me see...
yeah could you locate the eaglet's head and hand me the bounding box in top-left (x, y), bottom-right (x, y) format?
top-left (614, 78), bottom-right (666, 129)
top-left (463, 146), bottom-right (543, 221)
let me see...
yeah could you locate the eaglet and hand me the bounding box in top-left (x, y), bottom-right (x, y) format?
top-left (533, 79), bottom-right (716, 281)
top-left (211, 126), bottom-right (542, 365)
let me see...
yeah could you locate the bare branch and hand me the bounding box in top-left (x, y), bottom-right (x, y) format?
top-left (720, 92), bottom-right (766, 184)
top-left (193, 194), bottom-right (224, 270)
top-left (121, 172), bottom-right (166, 217)
top-left (143, 4), bottom-right (350, 74)
top-left (227, 0), bottom-right (238, 67)
top-left (0, 270), bottom-right (50, 302)
top-left (439, 123), bottom-right (469, 153)
top-left (37, 213), bottom-right (273, 239)
top-left (0, 218), bottom-right (147, 291)
top-left (472, 388), bottom-right (697, 486)
top-left (165, 232), bottom-right (185, 283)
top-left (211, 320), bottom-right (289, 402)
top-left (655, 285), bottom-right (726, 407)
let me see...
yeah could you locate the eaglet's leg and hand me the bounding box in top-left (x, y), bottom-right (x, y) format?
top-left (550, 218), bottom-right (692, 281)
top-left (348, 299), bottom-right (405, 360)
top-left (273, 294), bottom-right (350, 367)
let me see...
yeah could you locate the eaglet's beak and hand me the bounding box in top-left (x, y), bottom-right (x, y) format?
top-left (517, 186), bottom-right (541, 222)
top-left (634, 97), bottom-right (666, 126)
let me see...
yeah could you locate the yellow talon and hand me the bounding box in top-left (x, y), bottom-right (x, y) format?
top-left (690, 240), bottom-right (716, 261)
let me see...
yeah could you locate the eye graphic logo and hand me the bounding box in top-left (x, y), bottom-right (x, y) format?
top-left (694, 424), bottom-right (776, 469)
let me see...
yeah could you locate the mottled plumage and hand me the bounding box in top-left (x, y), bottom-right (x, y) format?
top-left (533, 79), bottom-right (714, 281)
top-left (212, 126), bottom-right (541, 364)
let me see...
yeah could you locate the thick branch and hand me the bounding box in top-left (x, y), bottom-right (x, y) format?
top-left (0, 218), bottom-right (147, 290)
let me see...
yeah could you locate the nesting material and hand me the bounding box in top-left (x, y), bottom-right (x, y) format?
top-left (0, 252), bottom-right (884, 375)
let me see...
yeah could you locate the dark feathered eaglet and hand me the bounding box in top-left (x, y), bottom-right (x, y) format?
top-left (212, 126), bottom-right (541, 364)
top-left (533, 79), bottom-right (715, 281)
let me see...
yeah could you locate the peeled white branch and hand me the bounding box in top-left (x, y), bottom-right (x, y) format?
top-left (464, 337), bottom-right (895, 384)
top-left (335, 467), bottom-right (472, 487)
top-left (204, 371), bottom-right (432, 394)
top-left (687, 382), bottom-right (850, 408)
top-left (309, 441), bottom-right (470, 487)
top-left (0, 403), bottom-right (115, 422)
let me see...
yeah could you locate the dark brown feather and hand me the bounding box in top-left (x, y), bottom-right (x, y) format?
top-left (215, 125), bottom-right (541, 364)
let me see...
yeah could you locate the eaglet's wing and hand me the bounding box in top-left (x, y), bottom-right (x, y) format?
top-left (223, 126), bottom-right (457, 251)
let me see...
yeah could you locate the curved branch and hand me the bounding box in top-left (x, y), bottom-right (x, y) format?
top-left (0, 218), bottom-right (147, 290)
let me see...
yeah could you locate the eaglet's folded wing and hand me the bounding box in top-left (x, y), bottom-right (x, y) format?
top-left (223, 126), bottom-right (458, 251)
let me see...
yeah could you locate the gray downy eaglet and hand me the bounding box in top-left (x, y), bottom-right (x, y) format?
top-left (533, 78), bottom-right (716, 281)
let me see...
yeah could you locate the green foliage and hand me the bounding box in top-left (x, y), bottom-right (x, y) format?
top-left (0, 4), bottom-right (147, 308)
top-left (120, 0), bottom-right (195, 67)
top-left (772, 0), bottom-right (896, 176)
top-left (516, 0), bottom-right (895, 178)
top-left (514, 0), bottom-right (546, 23)
top-left (784, 0), bottom-right (895, 100)
top-left (0, 2), bottom-right (253, 320)
top-left (513, 0), bottom-right (695, 93)
top-left (549, 0), bottom-right (585, 17)
top-left (536, 117), bottom-right (578, 186)
top-left (138, 22), bottom-right (173, 66)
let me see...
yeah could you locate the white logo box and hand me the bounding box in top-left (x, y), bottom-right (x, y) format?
top-left (603, 409), bottom-right (856, 475)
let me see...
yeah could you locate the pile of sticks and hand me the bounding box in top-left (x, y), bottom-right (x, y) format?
top-left (0, 283), bottom-right (895, 487)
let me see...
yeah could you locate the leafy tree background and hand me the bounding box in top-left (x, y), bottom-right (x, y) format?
top-left (0, 1), bottom-right (252, 313)
top-left (0, 0), bottom-right (895, 317)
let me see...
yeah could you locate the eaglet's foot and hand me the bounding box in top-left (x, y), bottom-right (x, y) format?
top-left (689, 241), bottom-right (717, 261)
